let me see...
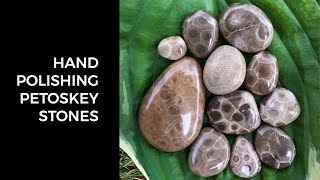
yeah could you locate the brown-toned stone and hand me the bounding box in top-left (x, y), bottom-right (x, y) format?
top-left (255, 125), bottom-right (296, 169)
top-left (157, 36), bottom-right (187, 60)
top-left (182, 10), bottom-right (219, 58)
top-left (207, 90), bottom-right (260, 134)
top-left (230, 136), bottom-right (261, 178)
top-left (246, 51), bottom-right (278, 95)
top-left (188, 127), bottom-right (230, 177)
top-left (139, 57), bottom-right (205, 152)
top-left (203, 45), bottom-right (246, 95)
top-left (260, 88), bottom-right (300, 127)
top-left (219, 3), bottom-right (274, 53)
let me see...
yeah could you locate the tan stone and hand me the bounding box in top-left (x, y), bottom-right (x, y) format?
top-left (230, 136), bottom-right (261, 178)
top-left (219, 3), bottom-right (274, 53)
top-left (188, 127), bottom-right (230, 177)
top-left (260, 88), bottom-right (300, 127)
top-left (203, 45), bottom-right (246, 95)
top-left (207, 90), bottom-right (260, 134)
top-left (246, 51), bottom-right (279, 95)
top-left (182, 10), bottom-right (219, 58)
top-left (138, 57), bottom-right (205, 152)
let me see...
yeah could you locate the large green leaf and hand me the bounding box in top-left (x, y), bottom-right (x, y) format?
top-left (120, 0), bottom-right (320, 179)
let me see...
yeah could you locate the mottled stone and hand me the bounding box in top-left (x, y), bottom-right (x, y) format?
top-left (230, 136), bottom-right (261, 178)
top-left (219, 3), bottom-right (274, 53)
top-left (207, 90), bottom-right (260, 134)
top-left (182, 10), bottom-right (219, 58)
top-left (203, 45), bottom-right (246, 95)
top-left (139, 57), bottom-right (205, 152)
top-left (246, 51), bottom-right (278, 95)
top-left (260, 88), bottom-right (300, 127)
top-left (255, 125), bottom-right (296, 169)
top-left (157, 36), bottom-right (187, 60)
top-left (188, 127), bottom-right (230, 177)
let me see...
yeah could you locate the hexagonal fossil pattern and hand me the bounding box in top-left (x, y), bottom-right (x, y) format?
top-left (255, 125), bottom-right (296, 169)
top-left (157, 36), bottom-right (187, 60)
top-left (219, 3), bottom-right (274, 53)
top-left (246, 51), bottom-right (278, 95)
top-left (230, 136), bottom-right (261, 178)
top-left (188, 127), bottom-right (230, 177)
top-left (182, 10), bottom-right (219, 58)
top-left (207, 90), bottom-right (260, 134)
top-left (260, 88), bottom-right (300, 127)
top-left (139, 57), bottom-right (205, 152)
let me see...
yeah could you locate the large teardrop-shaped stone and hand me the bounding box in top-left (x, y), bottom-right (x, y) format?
top-left (255, 125), bottom-right (296, 169)
top-left (207, 90), bottom-right (260, 134)
top-left (188, 127), bottom-right (230, 177)
top-left (230, 136), bottom-right (261, 178)
top-left (139, 57), bottom-right (205, 152)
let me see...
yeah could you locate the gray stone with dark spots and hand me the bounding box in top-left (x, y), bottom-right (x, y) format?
top-left (182, 10), bottom-right (219, 58)
top-left (207, 90), bottom-right (260, 134)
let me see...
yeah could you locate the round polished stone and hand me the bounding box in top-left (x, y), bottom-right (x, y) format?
top-left (139, 57), bottom-right (205, 152)
top-left (260, 88), bottom-right (300, 127)
top-left (255, 125), bottom-right (296, 169)
top-left (246, 51), bottom-right (279, 95)
top-left (188, 127), bottom-right (230, 177)
top-left (203, 45), bottom-right (246, 95)
top-left (219, 3), bottom-right (274, 53)
top-left (182, 10), bottom-right (219, 58)
top-left (157, 36), bottom-right (187, 60)
top-left (207, 90), bottom-right (260, 134)
top-left (230, 136), bottom-right (261, 178)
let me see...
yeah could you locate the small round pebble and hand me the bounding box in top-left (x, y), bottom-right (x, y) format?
top-left (219, 3), bottom-right (274, 53)
top-left (157, 36), bottom-right (187, 60)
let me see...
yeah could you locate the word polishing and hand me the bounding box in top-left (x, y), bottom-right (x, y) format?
top-left (17, 57), bottom-right (100, 122)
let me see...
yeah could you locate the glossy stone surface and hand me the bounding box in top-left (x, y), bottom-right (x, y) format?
top-left (203, 45), bottom-right (246, 95)
top-left (246, 51), bottom-right (278, 95)
top-left (139, 57), bottom-right (205, 152)
top-left (188, 127), bottom-right (230, 177)
top-left (207, 90), bottom-right (260, 134)
top-left (260, 88), bottom-right (300, 127)
top-left (255, 125), bottom-right (296, 169)
top-left (182, 10), bottom-right (219, 58)
top-left (230, 136), bottom-right (261, 178)
top-left (157, 36), bottom-right (187, 60)
top-left (219, 3), bottom-right (274, 53)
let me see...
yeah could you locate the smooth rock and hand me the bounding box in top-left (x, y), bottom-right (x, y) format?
top-left (207, 90), bottom-right (260, 134)
top-left (157, 36), bottom-right (187, 60)
top-left (203, 45), bottom-right (246, 95)
top-left (138, 57), bottom-right (205, 152)
top-left (246, 51), bottom-right (278, 95)
top-left (219, 3), bottom-right (274, 53)
top-left (260, 88), bottom-right (300, 127)
top-left (230, 136), bottom-right (261, 178)
top-left (182, 10), bottom-right (219, 58)
top-left (255, 125), bottom-right (296, 169)
top-left (188, 127), bottom-right (230, 177)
